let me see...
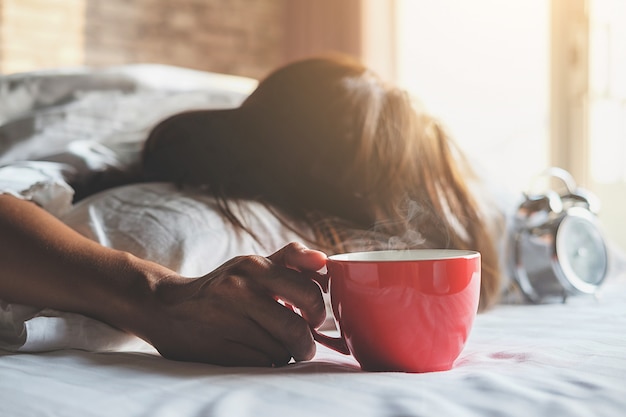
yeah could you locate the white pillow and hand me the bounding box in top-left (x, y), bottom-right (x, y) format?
top-left (62, 182), bottom-right (311, 276)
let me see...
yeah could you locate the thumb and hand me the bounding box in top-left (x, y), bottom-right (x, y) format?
top-left (267, 242), bottom-right (327, 272)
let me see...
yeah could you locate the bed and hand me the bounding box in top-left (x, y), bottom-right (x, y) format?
top-left (1, 64), bottom-right (625, 417)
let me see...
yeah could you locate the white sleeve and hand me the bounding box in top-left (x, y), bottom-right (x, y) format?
top-left (0, 164), bottom-right (155, 353)
top-left (0, 161), bottom-right (75, 217)
top-left (0, 161), bottom-right (74, 352)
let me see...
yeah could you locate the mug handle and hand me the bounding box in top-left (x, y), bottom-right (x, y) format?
top-left (311, 327), bottom-right (350, 355)
top-left (308, 273), bottom-right (350, 355)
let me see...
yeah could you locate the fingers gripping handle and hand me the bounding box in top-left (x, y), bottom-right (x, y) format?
top-left (283, 272), bottom-right (351, 356)
top-left (310, 272), bottom-right (350, 355)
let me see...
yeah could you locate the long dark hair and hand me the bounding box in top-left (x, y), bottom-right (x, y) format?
top-left (143, 55), bottom-right (503, 311)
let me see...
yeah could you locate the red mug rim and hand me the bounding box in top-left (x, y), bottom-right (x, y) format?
top-left (328, 249), bottom-right (480, 263)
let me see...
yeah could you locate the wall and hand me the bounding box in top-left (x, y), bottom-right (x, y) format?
top-left (0, 0), bottom-right (86, 74)
top-left (283, 0), bottom-right (362, 64)
top-left (0, 1), bottom-right (378, 80)
top-left (0, 0), bottom-right (289, 79)
top-left (283, 0), bottom-right (396, 83)
top-left (395, 0), bottom-right (550, 192)
top-left (83, 0), bottom-right (287, 79)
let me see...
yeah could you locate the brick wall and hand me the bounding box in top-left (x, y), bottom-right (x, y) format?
top-left (83, 0), bottom-right (288, 79)
top-left (0, 0), bottom-right (86, 75)
top-left (0, 0), bottom-right (288, 79)
top-left (0, 0), bottom-right (366, 79)
top-left (0, 0), bottom-right (3, 66)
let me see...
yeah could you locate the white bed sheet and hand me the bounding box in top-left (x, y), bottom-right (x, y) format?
top-left (2, 64), bottom-right (626, 417)
top-left (1, 276), bottom-right (625, 417)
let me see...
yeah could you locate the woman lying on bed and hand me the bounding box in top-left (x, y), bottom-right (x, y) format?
top-left (0, 55), bottom-right (502, 367)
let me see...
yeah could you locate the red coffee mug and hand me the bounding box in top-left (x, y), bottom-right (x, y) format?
top-left (313, 249), bottom-right (481, 373)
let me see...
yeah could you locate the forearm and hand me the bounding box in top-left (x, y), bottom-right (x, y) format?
top-left (0, 194), bottom-right (328, 366)
top-left (0, 194), bottom-right (173, 336)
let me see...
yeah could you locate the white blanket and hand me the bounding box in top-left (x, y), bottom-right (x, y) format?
top-left (1, 278), bottom-right (625, 417)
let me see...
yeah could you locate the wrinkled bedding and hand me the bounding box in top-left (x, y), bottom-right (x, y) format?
top-left (1, 65), bottom-right (625, 417)
top-left (1, 278), bottom-right (625, 417)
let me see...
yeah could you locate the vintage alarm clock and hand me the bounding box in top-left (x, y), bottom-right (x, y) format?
top-left (510, 167), bottom-right (609, 303)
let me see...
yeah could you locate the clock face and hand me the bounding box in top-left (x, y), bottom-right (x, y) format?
top-left (556, 212), bottom-right (608, 288)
